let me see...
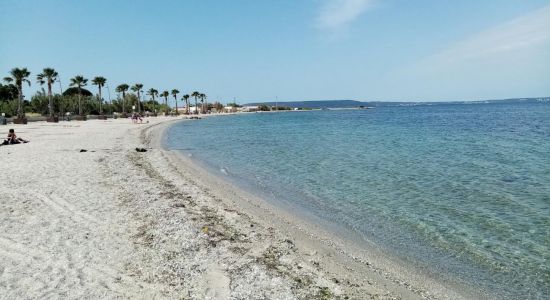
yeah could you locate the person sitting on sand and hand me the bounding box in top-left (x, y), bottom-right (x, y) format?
top-left (3, 128), bottom-right (29, 145)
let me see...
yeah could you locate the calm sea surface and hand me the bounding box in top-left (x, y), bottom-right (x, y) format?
top-left (165, 102), bottom-right (550, 299)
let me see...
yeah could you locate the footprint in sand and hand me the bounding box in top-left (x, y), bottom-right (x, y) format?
top-left (202, 264), bottom-right (230, 299)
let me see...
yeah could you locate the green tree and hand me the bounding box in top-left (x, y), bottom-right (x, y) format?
top-left (69, 75), bottom-right (88, 115)
top-left (115, 84), bottom-right (129, 113)
top-left (110, 98), bottom-right (124, 113)
top-left (63, 87), bottom-right (93, 97)
top-left (4, 67), bottom-right (31, 118)
top-left (30, 91), bottom-right (49, 115)
top-left (212, 101), bottom-right (224, 112)
top-left (199, 93), bottom-right (206, 113)
top-left (131, 83), bottom-right (144, 113)
top-left (227, 102), bottom-right (242, 108)
top-left (125, 94), bottom-right (138, 113)
top-left (0, 83), bottom-right (19, 117)
top-left (182, 94), bottom-right (190, 115)
top-left (91, 76), bottom-right (107, 115)
top-left (191, 91), bottom-right (200, 114)
top-left (147, 88), bottom-right (159, 114)
top-left (36, 68), bottom-right (59, 118)
top-left (161, 90), bottom-right (169, 115)
top-left (171, 89), bottom-right (180, 115)
top-left (0, 83), bottom-right (18, 101)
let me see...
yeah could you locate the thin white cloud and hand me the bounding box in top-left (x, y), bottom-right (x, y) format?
top-left (428, 4), bottom-right (550, 66)
top-left (389, 4), bottom-right (550, 101)
top-left (316, 0), bottom-right (374, 30)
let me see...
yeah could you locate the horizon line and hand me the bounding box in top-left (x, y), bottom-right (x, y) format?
top-left (243, 96), bottom-right (550, 104)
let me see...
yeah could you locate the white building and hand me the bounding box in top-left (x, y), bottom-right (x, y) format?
top-left (223, 106), bottom-right (237, 113)
top-left (173, 106), bottom-right (188, 113)
top-left (242, 106), bottom-right (260, 112)
top-left (169, 106), bottom-right (201, 114)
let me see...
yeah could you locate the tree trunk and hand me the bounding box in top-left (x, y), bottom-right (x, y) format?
top-left (17, 83), bottom-right (23, 118)
top-left (48, 81), bottom-right (53, 117)
top-left (137, 91), bottom-right (141, 114)
top-left (98, 87), bottom-right (103, 115)
top-left (194, 98), bottom-right (198, 114)
top-left (122, 91), bottom-right (126, 113)
top-left (174, 96), bottom-right (178, 115)
top-left (78, 87), bottom-right (82, 116)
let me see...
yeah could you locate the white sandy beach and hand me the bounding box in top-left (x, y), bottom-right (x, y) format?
top-left (0, 117), bottom-right (481, 299)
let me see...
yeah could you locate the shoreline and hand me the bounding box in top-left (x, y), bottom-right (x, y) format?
top-left (0, 117), bottom-right (488, 299)
top-left (151, 118), bottom-right (490, 300)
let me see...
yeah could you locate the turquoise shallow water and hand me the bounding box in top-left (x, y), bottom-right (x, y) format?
top-left (166, 102), bottom-right (550, 299)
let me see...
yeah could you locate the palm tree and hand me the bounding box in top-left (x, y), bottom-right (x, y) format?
top-left (115, 84), bottom-right (129, 113)
top-left (199, 93), bottom-right (206, 113)
top-left (183, 94), bottom-right (190, 114)
top-left (161, 90), bottom-right (169, 115)
top-left (171, 89), bottom-right (180, 115)
top-left (191, 91), bottom-right (200, 114)
top-left (131, 83), bottom-right (144, 113)
top-left (4, 67), bottom-right (31, 119)
top-left (147, 88), bottom-right (159, 114)
top-left (70, 75), bottom-right (88, 116)
top-left (91, 76), bottom-right (107, 115)
top-left (36, 68), bottom-right (58, 119)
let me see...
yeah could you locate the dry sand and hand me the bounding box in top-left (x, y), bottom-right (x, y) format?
top-left (0, 117), bottom-right (483, 299)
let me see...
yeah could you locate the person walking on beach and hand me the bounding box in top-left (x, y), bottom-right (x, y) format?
top-left (131, 113), bottom-right (143, 124)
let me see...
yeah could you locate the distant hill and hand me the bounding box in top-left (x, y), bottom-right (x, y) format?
top-left (243, 98), bottom-right (550, 109)
top-left (243, 100), bottom-right (368, 109)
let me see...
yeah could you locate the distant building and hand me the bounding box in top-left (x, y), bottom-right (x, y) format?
top-left (224, 106), bottom-right (237, 113)
top-left (170, 106), bottom-right (202, 114)
top-left (242, 106), bottom-right (259, 112)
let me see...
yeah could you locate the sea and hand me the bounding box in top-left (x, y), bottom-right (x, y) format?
top-left (165, 101), bottom-right (550, 299)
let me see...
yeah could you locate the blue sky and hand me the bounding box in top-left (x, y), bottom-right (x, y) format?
top-left (1, 0), bottom-right (549, 103)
